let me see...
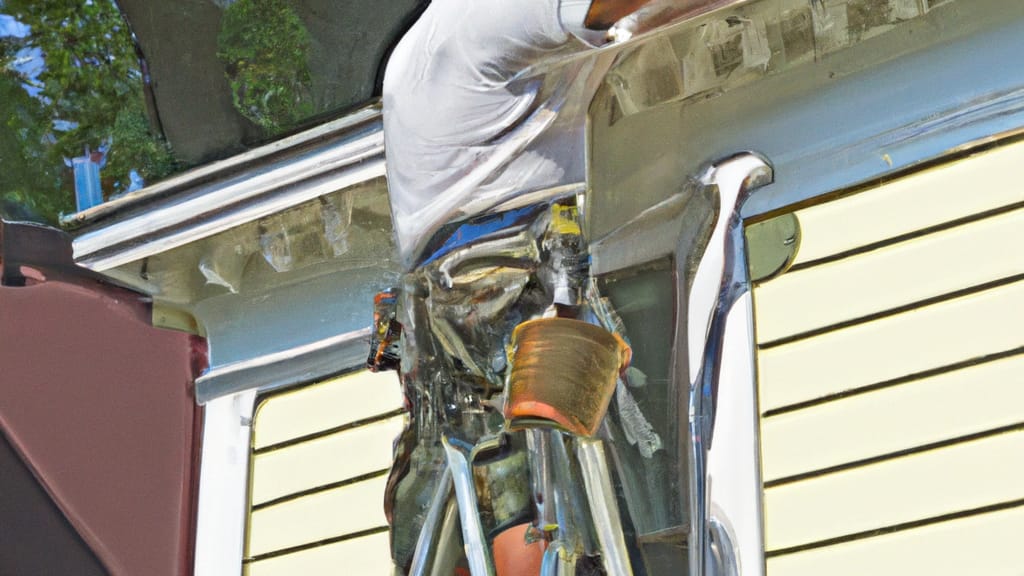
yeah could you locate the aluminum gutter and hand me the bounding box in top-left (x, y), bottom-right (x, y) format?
top-left (67, 104), bottom-right (385, 272)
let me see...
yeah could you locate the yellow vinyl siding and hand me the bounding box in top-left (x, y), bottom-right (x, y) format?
top-left (252, 370), bottom-right (404, 449)
top-left (749, 139), bottom-right (1024, 575)
top-left (248, 475), bottom-right (391, 557)
top-left (788, 142), bottom-right (1024, 266)
top-left (251, 416), bottom-right (404, 505)
top-left (245, 532), bottom-right (393, 576)
top-left (765, 505), bottom-right (1024, 576)
top-left (758, 280), bottom-right (1024, 411)
top-left (754, 207), bottom-right (1024, 343)
top-left (764, 430), bottom-right (1024, 550)
top-left (760, 354), bottom-right (1024, 482)
top-left (243, 370), bottom-right (405, 575)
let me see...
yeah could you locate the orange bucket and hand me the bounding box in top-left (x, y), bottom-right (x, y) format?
top-left (504, 318), bottom-right (631, 437)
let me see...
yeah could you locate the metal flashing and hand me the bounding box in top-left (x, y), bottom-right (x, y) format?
top-left (685, 154), bottom-right (773, 576)
top-left (194, 327), bottom-right (372, 404)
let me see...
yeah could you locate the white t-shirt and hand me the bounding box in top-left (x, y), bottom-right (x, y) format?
top-left (383, 0), bottom-right (598, 268)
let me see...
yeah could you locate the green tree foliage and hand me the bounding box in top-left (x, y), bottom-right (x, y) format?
top-left (0, 0), bottom-right (177, 222)
top-left (217, 0), bottom-right (313, 134)
top-left (0, 55), bottom-right (68, 221)
top-left (106, 98), bottom-right (177, 189)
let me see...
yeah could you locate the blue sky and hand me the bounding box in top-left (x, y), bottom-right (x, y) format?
top-left (0, 14), bottom-right (29, 38)
top-left (1, 13), bottom-right (43, 97)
